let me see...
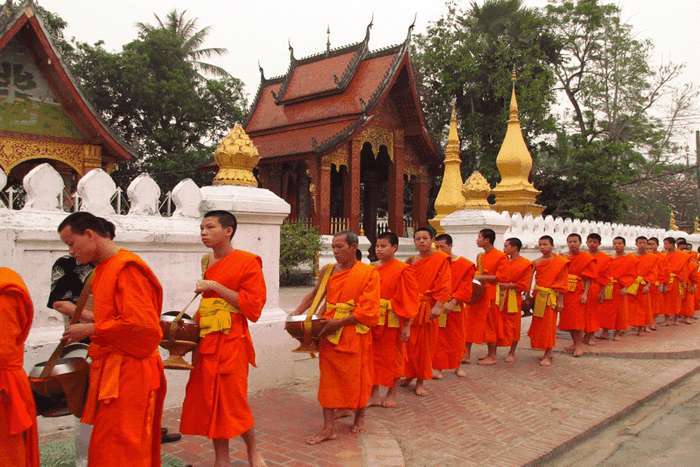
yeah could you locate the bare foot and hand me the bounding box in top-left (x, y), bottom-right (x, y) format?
top-left (250, 452), bottom-right (268, 467)
top-left (367, 397), bottom-right (382, 408)
top-left (649, 326), bottom-right (657, 331)
top-left (477, 356), bottom-right (497, 366)
top-left (504, 353), bottom-right (516, 363)
top-left (564, 344), bottom-right (575, 353)
top-left (432, 370), bottom-right (443, 380)
top-left (351, 412), bottom-right (366, 434)
top-left (381, 397), bottom-right (397, 408)
top-left (414, 384), bottom-right (428, 397)
top-left (477, 354), bottom-right (489, 361)
top-left (539, 357), bottom-right (552, 367)
top-left (306, 429), bottom-right (337, 445)
top-left (455, 367), bottom-right (466, 377)
top-left (596, 333), bottom-right (609, 340)
top-left (399, 378), bottom-right (413, 387)
top-left (334, 409), bottom-right (353, 419)
top-left (584, 339), bottom-right (596, 346)
top-left (573, 347), bottom-right (584, 357)
top-left (612, 335), bottom-right (621, 341)
top-left (462, 351), bottom-right (471, 364)
top-left (683, 319), bottom-right (693, 325)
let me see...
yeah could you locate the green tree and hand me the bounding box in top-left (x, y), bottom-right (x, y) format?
top-left (414, 0), bottom-right (559, 182)
top-left (280, 223), bottom-right (322, 286)
top-left (136, 9), bottom-right (229, 80)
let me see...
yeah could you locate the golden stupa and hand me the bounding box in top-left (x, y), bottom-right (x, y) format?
top-left (462, 170), bottom-right (492, 210)
top-left (213, 123), bottom-right (260, 187)
top-left (693, 216), bottom-right (700, 234)
top-left (669, 210), bottom-right (679, 231)
top-left (491, 72), bottom-right (544, 216)
top-left (429, 102), bottom-right (466, 235)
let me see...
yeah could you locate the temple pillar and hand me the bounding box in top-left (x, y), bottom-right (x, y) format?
top-left (318, 159), bottom-right (331, 234)
top-left (349, 139), bottom-right (362, 232)
top-left (342, 166), bottom-right (352, 222)
top-left (264, 164), bottom-right (283, 197)
top-left (389, 129), bottom-right (405, 236)
top-left (363, 169), bottom-right (380, 243)
top-left (412, 174), bottom-right (430, 228)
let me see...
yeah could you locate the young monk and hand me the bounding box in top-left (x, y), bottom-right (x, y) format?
top-left (647, 237), bottom-right (663, 330)
top-left (402, 227), bottom-right (451, 395)
top-left (0, 268), bottom-right (39, 467)
top-left (495, 237), bottom-right (532, 363)
top-left (180, 211), bottom-right (267, 467)
top-left (464, 228), bottom-right (506, 365)
top-left (628, 236), bottom-right (657, 335)
top-left (433, 233), bottom-right (475, 377)
top-left (293, 231), bottom-right (379, 444)
top-left (604, 237), bottom-right (638, 340)
top-left (679, 241), bottom-right (698, 324)
top-left (59, 212), bottom-right (166, 467)
top-left (369, 232), bottom-right (419, 408)
top-left (661, 237), bottom-right (690, 326)
top-left (560, 233), bottom-right (595, 357)
top-left (528, 236), bottom-right (568, 367)
top-left (585, 233), bottom-right (608, 344)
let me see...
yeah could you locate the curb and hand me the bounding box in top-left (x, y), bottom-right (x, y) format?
top-left (361, 418), bottom-right (405, 467)
top-left (524, 364), bottom-right (700, 466)
top-left (553, 348), bottom-right (700, 360)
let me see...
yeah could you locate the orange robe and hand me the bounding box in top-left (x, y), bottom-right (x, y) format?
top-left (433, 256), bottom-right (475, 370)
top-left (404, 252), bottom-right (451, 380)
top-left (629, 253), bottom-right (657, 327)
top-left (465, 248), bottom-right (507, 345)
top-left (560, 252), bottom-right (596, 331)
top-left (494, 256), bottom-right (532, 346)
top-left (0, 268), bottom-right (39, 467)
top-left (650, 252), bottom-right (664, 319)
top-left (372, 259), bottom-right (419, 387)
top-left (82, 250), bottom-right (165, 467)
top-left (662, 250), bottom-right (690, 317)
top-left (528, 255), bottom-right (569, 350)
top-left (318, 262), bottom-right (379, 408)
top-left (181, 250), bottom-right (266, 438)
top-left (597, 254), bottom-right (636, 331)
top-left (586, 252), bottom-right (610, 333)
top-left (681, 252), bottom-right (698, 318)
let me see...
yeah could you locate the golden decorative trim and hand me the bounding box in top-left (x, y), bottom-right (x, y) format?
top-left (321, 148), bottom-right (348, 169)
top-left (357, 126), bottom-right (393, 161)
top-left (0, 135), bottom-right (101, 176)
top-left (462, 170), bottom-right (491, 210)
top-left (213, 123), bottom-right (260, 187)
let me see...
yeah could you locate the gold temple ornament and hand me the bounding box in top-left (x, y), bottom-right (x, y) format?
top-left (213, 123), bottom-right (260, 187)
top-left (462, 170), bottom-right (492, 210)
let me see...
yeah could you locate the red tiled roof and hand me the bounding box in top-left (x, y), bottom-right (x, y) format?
top-left (253, 119), bottom-right (356, 159)
top-left (281, 51), bottom-right (356, 102)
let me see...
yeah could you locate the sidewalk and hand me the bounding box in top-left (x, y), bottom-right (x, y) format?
top-left (39, 319), bottom-right (700, 466)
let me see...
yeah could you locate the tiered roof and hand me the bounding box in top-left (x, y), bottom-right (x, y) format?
top-left (245, 20), bottom-right (438, 162)
top-left (0, 0), bottom-right (134, 161)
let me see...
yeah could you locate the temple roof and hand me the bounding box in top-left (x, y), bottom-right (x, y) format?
top-left (245, 21), bottom-right (438, 162)
top-left (0, 1), bottom-right (134, 161)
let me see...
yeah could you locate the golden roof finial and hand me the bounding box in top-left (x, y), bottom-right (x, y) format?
top-left (213, 123), bottom-right (260, 187)
top-left (669, 210), bottom-right (679, 231)
top-left (429, 100), bottom-right (466, 234)
top-left (491, 69), bottom-right (543, 216)
top-left (462, 171), bottom-right (492, 210)
top-left (693, 216), bottom-right (700, 234)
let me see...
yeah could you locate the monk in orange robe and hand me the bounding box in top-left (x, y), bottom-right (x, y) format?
top-left (433, 234), bottom-right (475, 377)
top-left (647, 237), bottom-right (663, 330)
top-left (495, 237), bottom-right (532, 363)
top-left (369, 232), bottom-right (418, 408)
top-left (678, 241), bottom-right (697, 323)
top-left (661, 237), bottom-right (690, 326)
top-left (585, 233), bottom-right (607, 344)
top-left (528, 236), bottom-right (568, 367)
top-left (603, 237), bottom-right (638, 340)
top-left (561, 233), bottom-right (595, 357)
top-left (464, 228), bottom-right (507, 365)
top-left (0, 268), bottom-right (39, 467)
top-left (59, 212), bottom-right (165, 467)
top-left (180, 211), bottom-right (267, 466)
top-left (293, 231), bottom-right (379, 444)
top-left (628, 237), bottom-right (657, 334)
top-left (402, 227), bottom-right (451, 396)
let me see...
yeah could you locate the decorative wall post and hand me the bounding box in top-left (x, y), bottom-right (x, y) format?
top-left (389, 129), bottom-right (405, 236)
top-left (349, 138), bottom-right (362, 232)
top-left (318, 159), bottom-right (331, 235)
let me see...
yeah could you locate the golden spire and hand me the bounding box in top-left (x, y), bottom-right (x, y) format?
top-left (669, 210), bottom-right (679, 231)
top-left (462, 171), bottom-right (492, 210)
top-left (694, 216), bottom-right (700, 234)
top-left (213, 123), bottom-right (260, 186)
top-left (491, 71), bottom-right (544, 216)
top-left (429, 101), bottom-right (466, 234)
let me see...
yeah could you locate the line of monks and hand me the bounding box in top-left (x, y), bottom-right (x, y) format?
top-left (2, 215), bottom-right (698, 465)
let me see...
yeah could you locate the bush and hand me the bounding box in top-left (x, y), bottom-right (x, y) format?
top-left (280, 222), bottom-right (321, 286)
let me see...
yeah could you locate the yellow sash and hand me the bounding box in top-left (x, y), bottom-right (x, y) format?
top-left (378, 298), bottom-right (401, 328)
top-left (604, 279), bottom-right (616, 300)
top-left (567, 274), bottom-right (580, 292)
top-left (495, 284), bottom-right (519, 314)
top-left (198, 297), bottom-right (239, 337)
top-left (437, 298), bottom-right (462, 328)
top-left (533, 286), bottom-right (557, 318)
top-left (626, 276), bottom-right (646, 296)
top-left (669, 273), bottom-right (677, 285)
top-left (325, 300), bottom-right (370, 345)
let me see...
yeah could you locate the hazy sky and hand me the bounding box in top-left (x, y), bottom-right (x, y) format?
top-left (41, 0), bottom-right (699, 142)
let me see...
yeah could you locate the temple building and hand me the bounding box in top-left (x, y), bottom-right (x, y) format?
top-left (0, 1), bottom-right (134, 196)
top-left (245, 20), bottom-right (439, 240)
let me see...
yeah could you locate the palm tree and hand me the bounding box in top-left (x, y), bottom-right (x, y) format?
top-left (136, 9), bottom-right (230, 80)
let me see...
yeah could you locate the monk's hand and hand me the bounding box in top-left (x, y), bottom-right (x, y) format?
top-left (318, 319), bottom-right (343, 337)
top-left (430, 304), bottom-right (442, 319)
top-left (643, 284), bottom-right (650, 294)
top-left (52, 300), bottom-right (76, 317)
top-left (579, 293), bottom-right (588, 305)
top-left (195, 279), bottom-right (220, 294)
top-left (400, 324), bottom-right (410, 342)
top-left (620, 288), bottom-right (627, 296)
top-left (62, 323), bottom-right (94, 343)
